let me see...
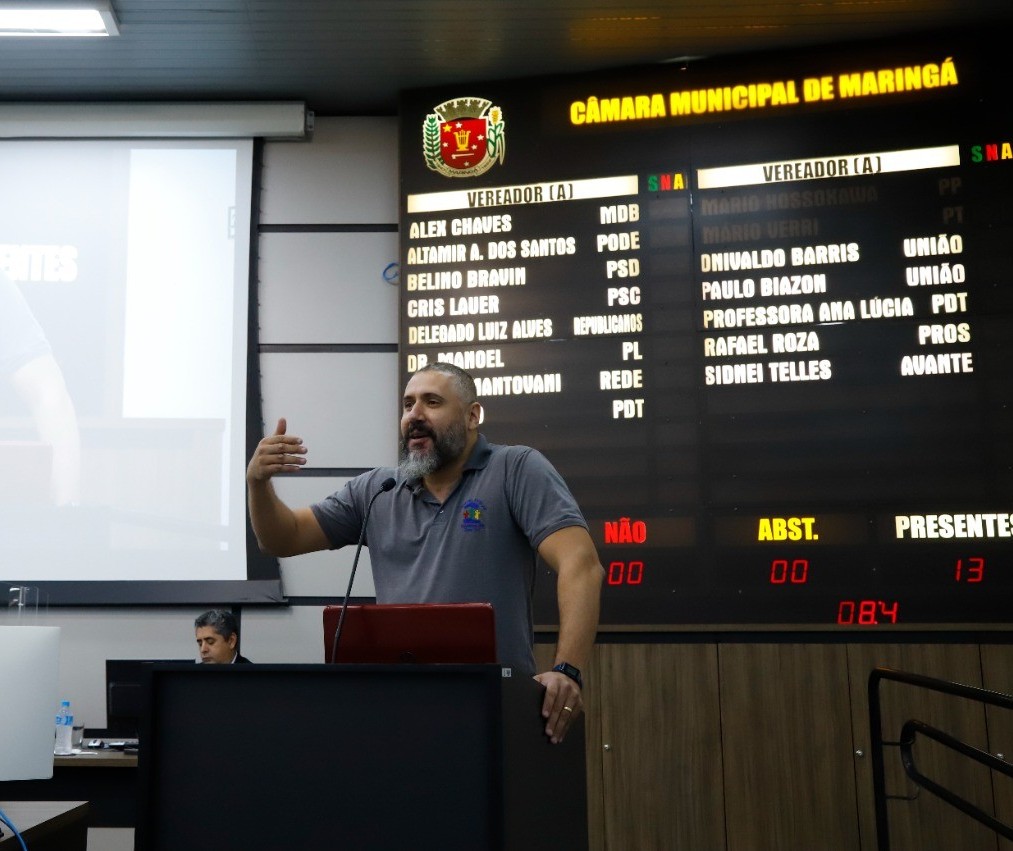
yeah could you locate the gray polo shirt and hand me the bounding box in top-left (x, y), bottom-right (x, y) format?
top-left (310, 434), bottom-right (588, 675)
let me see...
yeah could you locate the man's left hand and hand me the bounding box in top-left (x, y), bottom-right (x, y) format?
top-left (534, 670), bottom-right (582, 744)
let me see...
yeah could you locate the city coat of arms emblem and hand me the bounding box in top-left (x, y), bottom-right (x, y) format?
top-left (422, 97), bottom-right (505, 178)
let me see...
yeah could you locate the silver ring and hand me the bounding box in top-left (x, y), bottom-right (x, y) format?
top-left (562, 706), bottom-right (573, 713)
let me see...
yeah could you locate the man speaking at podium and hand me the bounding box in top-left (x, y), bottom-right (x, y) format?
top-left (247, 362), bottom-right (604, 744)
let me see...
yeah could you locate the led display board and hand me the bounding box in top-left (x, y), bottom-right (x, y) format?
top-left (398, 28), bottom-right (1012, 628)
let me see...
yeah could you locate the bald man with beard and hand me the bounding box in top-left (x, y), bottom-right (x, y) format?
top-left (247, 362), bottom-right (603, 744)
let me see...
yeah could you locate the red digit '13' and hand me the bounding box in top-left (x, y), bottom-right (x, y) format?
top-left (954, 557), bottom-right (985, 583)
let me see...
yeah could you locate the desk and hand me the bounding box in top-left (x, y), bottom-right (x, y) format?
top-left (0, 800), bottom-right (88, 850)
top-left (55, 750), bottom-right (138, 770)
top-left (0, 752), bottom-right (136, 828)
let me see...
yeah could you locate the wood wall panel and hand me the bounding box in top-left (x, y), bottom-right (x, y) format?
top-left (720, 643), bottom-right (860, 851)
top-left (979, 644), bottom-right (1013, 851)
top-left (544, 638), bottom-right (1013, 850)
top-left (598, 643), bottom-right (724, 851)
top-left (848, 643), bottom-right (996, 851)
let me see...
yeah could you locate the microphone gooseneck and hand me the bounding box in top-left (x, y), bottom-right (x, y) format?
top-left (330, 476), bottom-right (396, 662)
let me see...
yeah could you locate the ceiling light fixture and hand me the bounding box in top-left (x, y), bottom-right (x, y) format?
top-left (0, 0), bottom-right (118, 37)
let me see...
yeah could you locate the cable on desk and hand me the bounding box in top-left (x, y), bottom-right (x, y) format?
top-left (0, 804), bottom-right (28, 851)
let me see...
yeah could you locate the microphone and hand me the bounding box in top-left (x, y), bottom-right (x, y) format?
top-left (330, 476), bottom-right (396, 663)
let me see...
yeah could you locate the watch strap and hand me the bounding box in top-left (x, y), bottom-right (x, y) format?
top-left (552, 661), bottom-right (583, 688)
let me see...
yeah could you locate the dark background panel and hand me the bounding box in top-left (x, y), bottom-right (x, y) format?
top-left (399, 30), bottom-right (1013, 628)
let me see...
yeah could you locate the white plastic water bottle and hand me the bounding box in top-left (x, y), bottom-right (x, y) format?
top-left (54, 699), bottom-right (74, 754)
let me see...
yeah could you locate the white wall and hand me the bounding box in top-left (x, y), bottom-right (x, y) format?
top-left (3, 117), bottom-right (400, 731)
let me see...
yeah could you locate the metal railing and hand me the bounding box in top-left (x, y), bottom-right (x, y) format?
top-left (869, 666), bottom-right (1013, 850)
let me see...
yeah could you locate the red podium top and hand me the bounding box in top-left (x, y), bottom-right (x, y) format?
top-left (323, 602), bottom-right (497, 664)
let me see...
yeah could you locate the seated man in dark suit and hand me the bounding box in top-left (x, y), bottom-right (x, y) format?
top-left (194, 609), bottom-right (251, 664)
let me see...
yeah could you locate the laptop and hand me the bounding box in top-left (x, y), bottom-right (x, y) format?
top-left (322, 602), bottom-right (496, 664)
top-left (103, 658), bottom-right (192, 744)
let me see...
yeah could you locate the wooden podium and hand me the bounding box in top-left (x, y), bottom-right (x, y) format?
top-left (134, 664), bottom-right (587, 850)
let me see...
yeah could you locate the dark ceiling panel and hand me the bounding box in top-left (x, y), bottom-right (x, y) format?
top-left (0, 0), bottom-right (1007, 114)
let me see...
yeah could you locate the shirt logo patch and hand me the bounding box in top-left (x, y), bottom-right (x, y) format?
top-left (461, 499), bottom-right (486, 532)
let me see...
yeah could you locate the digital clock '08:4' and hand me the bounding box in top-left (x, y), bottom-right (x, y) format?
top-left (837, 600), bottom-right (898, 625)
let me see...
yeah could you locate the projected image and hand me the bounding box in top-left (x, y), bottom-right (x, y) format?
top-left (0, 140), bottom-right (253, 582)
top-left (0, 270), bottom-right (80, 506)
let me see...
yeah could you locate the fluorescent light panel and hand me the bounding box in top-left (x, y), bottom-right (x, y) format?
top-left (0, 102), bottom-right (309, 139)
top-left (0, 2), bottom-right (118, 37)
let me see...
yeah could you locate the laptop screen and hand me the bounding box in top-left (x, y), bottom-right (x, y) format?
top-left (322, 603), bottom-right (496, 664)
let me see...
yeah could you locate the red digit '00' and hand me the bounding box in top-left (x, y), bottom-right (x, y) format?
top-left (607, 561), bottom-right (644, 585)
top-left (770, 559), bottom-right (809, 584)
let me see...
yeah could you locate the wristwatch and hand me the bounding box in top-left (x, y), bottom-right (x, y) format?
top-left (552, 662), bottom-right (583, 689)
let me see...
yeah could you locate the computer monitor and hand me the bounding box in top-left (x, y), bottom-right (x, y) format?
top-left (322, 602), bottom-right (497, 664)
top-left (105, 658), bottom-right (191, 737)
top-left (0, 625), bottom-right (60, 780)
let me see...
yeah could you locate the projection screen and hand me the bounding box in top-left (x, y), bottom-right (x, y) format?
top-left (0, 138), bottom-right (282, 603)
